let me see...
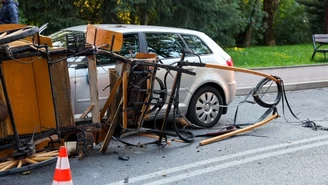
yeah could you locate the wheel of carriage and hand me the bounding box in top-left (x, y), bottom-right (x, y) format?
top-left (0, 149), bottom-right (58, 177)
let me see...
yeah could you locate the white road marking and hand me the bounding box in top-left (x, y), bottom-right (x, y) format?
top-left (145, 139), bottom-right (328, 185)
top-left (106, 134), bottom-right (328, 185)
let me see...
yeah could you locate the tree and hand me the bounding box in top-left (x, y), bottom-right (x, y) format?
top-left (263, 0), bottom-right (280, 46)
top-left (75, 0), bottom-right (103, 24)
top-left (296, 0), bottom-right (326, 34)
top-left (158, 0), bottom-right (246, 47)
top-left (238, 0), bottom-right (266, 47)
top-left (20, 0), bottom-right (86, 34)
top-left (101, 0), bottom-right (122, 24)
top-left (106, 0), bottom-right (246, 47)
top-left (18, 0), bottom-right (246, 47)
top-left (325, 0), bottom-right (328, 33)
top-left (274, 0), bottom-right (311, 45)
top-left (105, 0), bottom-right (173, 25)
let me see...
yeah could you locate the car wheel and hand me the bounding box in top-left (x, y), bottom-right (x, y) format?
top-left (187, 86), bottom-right (223, 128)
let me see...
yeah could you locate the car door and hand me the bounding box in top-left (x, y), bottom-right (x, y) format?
top-left (73, 33), bottom-right (142, 115)
top-left (144, 32), bottom-right (197, 111)
top-left (73, 57), bottom-right (115, 115)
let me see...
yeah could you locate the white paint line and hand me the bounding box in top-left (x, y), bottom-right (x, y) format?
top-left (146, 139), bottom-right (328, 185)
top-left (106, 134), bottom-right (328, 185)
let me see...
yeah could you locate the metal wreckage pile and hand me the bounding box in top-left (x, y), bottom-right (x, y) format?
top-left (0, 24), bottom-right (321, 176)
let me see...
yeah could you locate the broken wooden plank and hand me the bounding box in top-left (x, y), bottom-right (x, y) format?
top-left (79, 103), bottom-right (94, 119)
top-left (86, 24), bottom-right (123, 51)
top-left (87, 55), bottom-right (100, 124)
top-left (108, 69), bottom-right (118, 122)
top-left (99, 99), bottom-right (123, 153)
top-left (49, 54), bottom-right (75, 127)
top-left (0, 32), bottom-right (7, 39)
top-left (122, 71), bottom-right (128, 129)
top-left (135, 53), bottom-right (157, 59)
top-left (99, 76), bottom-right (122, 120)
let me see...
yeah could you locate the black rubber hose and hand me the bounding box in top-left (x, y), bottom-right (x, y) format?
top-left (252, 76), bottom-right (282, 108)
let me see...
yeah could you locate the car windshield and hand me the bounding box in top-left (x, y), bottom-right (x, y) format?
top-left (50, 30), bottom-right (83, 48)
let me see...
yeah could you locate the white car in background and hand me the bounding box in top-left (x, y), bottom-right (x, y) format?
top-left (50, 24), bottom-right (236, 128)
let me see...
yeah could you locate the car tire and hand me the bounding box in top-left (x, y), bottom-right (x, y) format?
top-left (187, 86), bottom-right (223, 128)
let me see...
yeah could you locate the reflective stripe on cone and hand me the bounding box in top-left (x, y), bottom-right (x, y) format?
top-left (53, 146), bottom-right (73, 185)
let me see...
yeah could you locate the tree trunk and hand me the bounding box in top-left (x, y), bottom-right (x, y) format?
top-left (325, 0), bottom-right (328, 33)
top-left (243, 0), bottom-right (259, 47)
top-left (263, 0), bottom-right (278, 46)
top-left (243, 24), bottom-right (253, 47)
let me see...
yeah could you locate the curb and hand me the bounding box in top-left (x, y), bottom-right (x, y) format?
top-left (236, 80), bottom-right (328, 96)
top-left (246, 63), bottom-right (328, 71)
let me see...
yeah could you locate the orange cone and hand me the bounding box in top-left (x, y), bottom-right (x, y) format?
top-left (53, 146), bottom-right (73, 185)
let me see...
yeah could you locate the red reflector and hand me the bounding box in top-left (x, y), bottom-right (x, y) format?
top-left (226, 58), bottom-right (233, 66)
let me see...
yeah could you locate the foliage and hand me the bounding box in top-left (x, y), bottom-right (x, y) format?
top-left (100, 0), bottom-right (123, 24)
top-left (16, 0), bottom-right (328, 48)
top-left (156, 0), bottom-right (246, 47)
top-left (19, 0), bottom-right (86, 34)
top-left (226, 44), bottom-right (327, 68)
top-left (18, 10), bottom-right (28, 24)
top-left (274, 0), bottom-right (311, 45)
top-left (108, 0), bottom-right (246, 47)
top-left (19, 0), bottom-right (246, 47)
top-left (296, 0), bottom-right (326, 34)
top-left (263, 0), bottom-right (280, 46)
top-left (236, 0), bottom-right (267, 46)
top-left (108, 0), bottom-right (173, 25)
top-left (75, 0), bottom-right (103, 23)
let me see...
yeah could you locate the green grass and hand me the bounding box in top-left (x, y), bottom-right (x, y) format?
top-left (225, 44), bottom-right (328, 68)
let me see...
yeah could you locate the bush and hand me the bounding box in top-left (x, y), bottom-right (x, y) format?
top-left (274, 1), bottom-right (311, 45)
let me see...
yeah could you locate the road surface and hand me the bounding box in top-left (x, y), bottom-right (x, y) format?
top-left (2, 88), bottom-right (328, 185)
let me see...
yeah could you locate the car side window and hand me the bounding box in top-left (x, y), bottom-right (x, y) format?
top-left (118, 34), bottom-right (140, 58)
top-left (146, 33), bottom-right (185, 59)
top-left (181, 35), bottom-right (212, 55)
top-left (52, 32), bottom-right (140, 67)
top-left (97, 34), bottom-right (140, 66)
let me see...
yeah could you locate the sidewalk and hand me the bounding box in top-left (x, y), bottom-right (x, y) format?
top-left (235, 64), bottom-right (328, 95)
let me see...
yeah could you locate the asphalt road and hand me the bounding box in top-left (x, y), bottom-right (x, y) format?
top-left (2, 88), bottom-right (328, 185)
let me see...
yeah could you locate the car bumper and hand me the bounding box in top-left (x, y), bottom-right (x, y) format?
top-left (226, 80), bottom-right (237, 104)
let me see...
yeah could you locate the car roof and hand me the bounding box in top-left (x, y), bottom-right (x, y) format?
top-left (62, 24), bottom-right (204, 35)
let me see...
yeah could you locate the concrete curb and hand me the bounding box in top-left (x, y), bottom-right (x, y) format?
top-left (236, 80), bottom-right (328, 96)
top-left (247, 63), bottom-right (328, 70)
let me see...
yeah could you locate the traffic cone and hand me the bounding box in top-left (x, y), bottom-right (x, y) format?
top-left (53, 146), bottom-right (73, 185)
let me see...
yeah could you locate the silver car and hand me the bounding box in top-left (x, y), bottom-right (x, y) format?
top-left (50, 24), bottom-right (236, 128)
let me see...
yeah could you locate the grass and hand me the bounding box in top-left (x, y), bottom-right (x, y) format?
top-left (225, 44), bottom-right (328, 68)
